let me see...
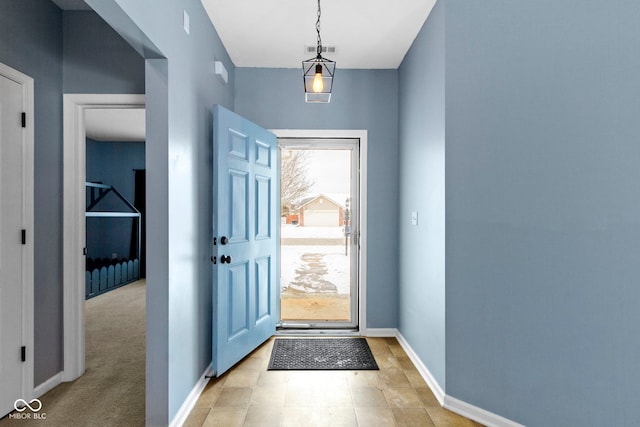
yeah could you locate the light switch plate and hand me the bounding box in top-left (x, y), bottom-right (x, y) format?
top-left (411, 211), bottom-right (418, 226)
top-left (183, 10), bottom-right (190, 34)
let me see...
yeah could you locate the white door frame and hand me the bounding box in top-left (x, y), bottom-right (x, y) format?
top-left (271, 129), bottom-right (368, 335)
top-left (62, 94), bottom-right (145, 381)
top-left (0, 62), bottom-right (34, 402)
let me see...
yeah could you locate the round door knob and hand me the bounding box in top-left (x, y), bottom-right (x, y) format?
top-left (220, 236), bottom-right (229, 245)
top-left (220, 255), bottom-right (232, 264)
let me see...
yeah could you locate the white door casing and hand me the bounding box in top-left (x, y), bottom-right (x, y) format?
top-left (0, 62), bottom-right (34, 417)
top-left (62, 94), bottom-right (145, 382)
top-left (272, 129), bottom-right (368, 334)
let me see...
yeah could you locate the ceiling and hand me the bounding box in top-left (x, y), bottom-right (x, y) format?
top-left (52, 0), bottom-right (437, 69)
top-left (85, 108), bottom-right (146, 142)
top-left (51, 0), bottom-right (436, 140)
top-left (201, 0), bottom-right (436, 69)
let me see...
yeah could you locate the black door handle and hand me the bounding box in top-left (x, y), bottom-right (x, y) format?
top-left (220, 255), bottom-right (232, 264)
top-left (220, 236), bottom-right (228, 245)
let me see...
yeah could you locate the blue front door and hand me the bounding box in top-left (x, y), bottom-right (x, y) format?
top-left (213, 105), bottom-right (278, 375)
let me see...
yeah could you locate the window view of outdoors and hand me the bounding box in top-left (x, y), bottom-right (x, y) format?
top-left (280, 148), bottom-right (354, 323)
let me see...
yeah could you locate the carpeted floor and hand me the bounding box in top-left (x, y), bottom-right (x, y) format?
top-left (0, 280), bottom-right (146, 427)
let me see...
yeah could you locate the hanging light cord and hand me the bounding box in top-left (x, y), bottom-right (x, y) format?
top-left (316, 0), bottom-right (322, 57)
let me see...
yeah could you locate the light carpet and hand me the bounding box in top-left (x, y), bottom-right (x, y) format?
top-left (0, 280), bottom-right (146, 427)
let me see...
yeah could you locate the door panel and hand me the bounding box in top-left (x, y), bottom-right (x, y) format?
top-left (0, 73), bottom-right (24, 417)
top-left (213, 105), bottom-right (277, 375)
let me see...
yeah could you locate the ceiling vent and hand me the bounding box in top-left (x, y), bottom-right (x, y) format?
top-left (305, 45), bottom-right (337, 55)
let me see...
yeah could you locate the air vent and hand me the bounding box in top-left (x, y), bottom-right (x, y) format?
top-left (305, 45), bottom-right (337, 55)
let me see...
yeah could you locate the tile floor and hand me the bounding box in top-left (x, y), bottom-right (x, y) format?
top-left (184, 337), bottom-right (484, 427)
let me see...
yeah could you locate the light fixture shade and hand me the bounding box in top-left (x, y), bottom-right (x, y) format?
top-left (302, 57), bottom-right (335, 103)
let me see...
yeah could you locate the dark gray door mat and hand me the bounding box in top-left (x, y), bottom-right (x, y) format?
top-left (268, 338), bottom-right (379, 370)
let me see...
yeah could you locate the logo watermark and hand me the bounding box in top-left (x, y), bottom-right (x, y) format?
top-left (9, 399), bottom-right (46, 420)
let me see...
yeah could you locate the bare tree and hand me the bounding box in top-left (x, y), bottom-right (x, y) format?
top-left (280, 150), bottom-right (314, 216)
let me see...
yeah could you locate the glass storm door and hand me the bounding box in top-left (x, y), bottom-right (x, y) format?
top-left (278, 138), bottom-right (359, 330)
top-left (213, 105), bottom-right (278, 375)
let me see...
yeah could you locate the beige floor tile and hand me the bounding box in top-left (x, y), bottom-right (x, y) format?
top-left (346, 371), bottom-right (380, 387)
top-left (195, 383), bottom-right (223, 408)
top-left (388, 344), bottom-right (407, 357)
top-left (354, 406), bottom-right (397, 426)
top-left (316, 383), bottom-right (353, 407)
top-left (405, 369), bottom-right (428, 388)
top-left (392, 408), bottom-right (436, 426)
top-left (426, 407), bottom-right (478, 426)
top-left (243, 407), bottom-right (282, 426)
top-left (237, 356), bottom-right (266, 371)
top-left (314, 407), bottom-right (358, 427)
top-left (282, 407), bottom-right (318, 427)
top-left (289, 370), bottom-right (348, 387)
top-left (183, 337), bottom-right (482, 427)
top-left (376, 353), bottom-right (403, 369)
top-left (367, 340), bottom-right (394, 355)
top-left (183, 407), bottom-right (211, 427)
top-left (223, 367), bottom-right (261, 388)
top-left (351, 386), bottom-right (388, 407)
top-left (249, 384), bottom-right (286, 407)
top-left (414, 388), bottom-right (441, 408)
top-left (207, 373), bottom-right (229, 388)
top-left (202, 407), bottom-right (247, 427)
top-left (383, 387), bottom-right (424, 408)
top-left (214, 387), bottom-right (253, 408)
top-left (397, 356), bottom-right (417, 371)
top-left (257, 369), bottom-right (289, 386)
top-left (378, 368), bottom-right (412, 389)
top-left (284, 383), bottom-right (317, 407)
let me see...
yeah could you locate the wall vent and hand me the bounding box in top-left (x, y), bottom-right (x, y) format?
top-left (305, 45), bottom-right (337, 55)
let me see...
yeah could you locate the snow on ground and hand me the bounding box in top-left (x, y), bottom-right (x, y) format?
top-left (280, 224), bottom-right (351, 295)
top-left (281, 224), bottom-right (347, 239)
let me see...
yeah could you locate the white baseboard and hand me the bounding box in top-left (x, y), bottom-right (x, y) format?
top-left (444, 395), bottom-right (525, 427)
top-left (169, 363), bottom-right (213, 427)
top-left (395, 331), bottom-right (524, 427)
top-left (34, 372), bottom-right (64, 398)
top-left (364, 328), bottom-right (398, 337)
top-left (395, 331), bottom-right (445, 405)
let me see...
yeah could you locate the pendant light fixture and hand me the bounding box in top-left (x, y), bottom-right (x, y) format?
top-left (302, 0), bottom-right (335, 103)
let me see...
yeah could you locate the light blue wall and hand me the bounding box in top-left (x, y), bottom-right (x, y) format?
top-left (86, 0), bottom-right (235, 423)
top-left (444, 1), bottom-right (640, 425)
top-left (398, 0), bottom-right (446, 386)
top-left (235, 67), bottom-right (399, 329)
top-left (0, 0), bottom-right (64, 386)
top-left (63, 11), bottom-right (144, 93)
top-left (0, 0), bottom-right (146, 391)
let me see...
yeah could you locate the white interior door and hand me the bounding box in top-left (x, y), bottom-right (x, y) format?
top-left (0, 69), bottom-right (27, 417)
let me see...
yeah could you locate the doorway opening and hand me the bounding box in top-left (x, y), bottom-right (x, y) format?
top-left (62, 94), bottom-right (145, 383)
top-left (278, 138), bottom-right (360, 330)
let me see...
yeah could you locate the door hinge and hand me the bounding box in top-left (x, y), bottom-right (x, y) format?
top-left (21, 112), bottom-right (26, 128)
top-left (21, 229), bottom-right (26, 245)
top-left (21, 346), bottom-right (26, 362)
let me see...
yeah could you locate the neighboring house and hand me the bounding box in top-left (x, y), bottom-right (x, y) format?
top-left (297, 194), bottom-right (345, 227)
